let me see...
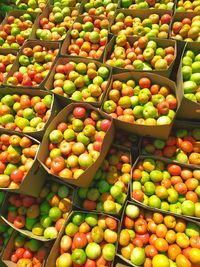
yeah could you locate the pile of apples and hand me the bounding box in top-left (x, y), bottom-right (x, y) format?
top-left (171, 15), bottom-right (200, 42)
top-left (66, 15), bottom-right (109, 59)
top-left (0, 53), bottom-right (16, 84)
top-left (0, 93), bottom-right (52, 132)
top-left (114, 131), bottom-right (139, 148)
top-left (53, 0), bottom-right (82, 8)
top-left (49, 60), bottom-right (110, 103)
top-left (0, 133), bottom-right (38, 189)
top-left (0, 222), bottom-right (12, 253)
top-left (55, 212), bottom-right (118, 267)
top-left (0, 13), bottom-right (35, 49)
top-left (176, 0), bottom-right (200, 12)
top-left (103, 76), bottom-right (177, 125)
top-left (132, 157), bottom-right (200, 218)
top-left (9, 233), bottom-right (48, 266)
top-left (111, 12), bottom-right (172, 39)
top-left (182, 49), bottom-right (200, 103)
top-left (105, 35), bottom-right (175, 70)
top-left (36, 7), bottom-right (78, 41)
top-left (44, 106), bottom-right (112, 180)
top-left (120, 0), bottom-right (174, 10)
top-left (6, 44), bottom-right (59, 87)
top-left (82, 0), bottom-right (118, 19)
top-left (141, 127), bottom-right (200, 165)
top-left (76, 146), bottom-right (131, 214)
top-left (119, 203), bottom-right (200, 267)
top-left (17, 0), bottom-right (48, 13)
top-left (5, 181), bottom-right (72, 239)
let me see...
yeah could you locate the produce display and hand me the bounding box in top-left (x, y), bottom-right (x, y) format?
top-left (81, 0), bottom-right (118, 18)
top-left (105, 35), bottom-right (175, 71)
top-left (103, 75), bottom-right (177, 125)
top-left (36, 7), bottom-right (78, 41)
top-left (1, 0), bottom-right (200, 266)
top-left (141, 126), bottom-right (200, 165)
top-left (120, 0), bottom-right (174, 10)
top-left (132, 157), bottom-right (200, 217)
top-left (111, 12), bottom-right (172, 39)
top-left (176, 0), bottom-right (200, 12)
top-left (44, 106), bottom-right (112, 180)
top-left (8, 233), bottom-right (49, 265)
top-left (0, 12), bottom-right (35, 49)
top-left (119, 203), bottom-right (200, 267)
top-left (0, 93), bottom-right (52, 132)
top-left (48, 59), bottom-right (110, 103)
top-left (0, 221), bottom-right (12, 253)
top-left (4, 181), bottom-right (72, 239)
top-left (0, 52), bottom-right (16, 84)
top-left (75, 145), bottom-right (131, 214)
top-left (6, 44), bottom-right (59, 87)
top-left (64, 16), bottom-right (109, 59)
top-left (182, 48), bottom-right (200, 103)
top-left (171, 15), bottom-right (200, 42)
top-left (54, 212), bottom-right (118, 266)
top-left (16, 0), bottom-right (48, 12)
top-left (0, 133), bottom-right (38, 189)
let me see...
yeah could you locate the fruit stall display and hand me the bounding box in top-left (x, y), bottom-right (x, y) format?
top-left (0, 1), bottom-right (200, 267)
top-left (1, 180), bottom-right (73, 240)
top-left (46, 211), bottom-right (119, 267)
top-left (0, 11), bottom-right (37, 50)
top-left (74, 145), bottom-right (131, 214)
top-left (118, 202), bottom-right (200, 267)
top-left (44, 56), bottom-right (111, 105)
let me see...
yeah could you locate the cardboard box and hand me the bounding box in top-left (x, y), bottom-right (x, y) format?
top-left (0, 10), bottom-right (39, 46)
top-left (1, 230), bottom-right (52, 267)
top-left (44, 55), bottom-right (112, 107)
top-left (170, 11), bottom-right (200, 42)
top-left (111, 9), bottom-right (173, 38)
top-left (140, 119), bottom-right (200, 168)
top-left (176, 42), bottom-right (200, 120)
top-left (73, 144), bottom-right (132, 216)
top-left (3, 40), bottom-right (61, 90)
top-left (0, 87), bottom-right (59, 140)
top-left (103, 35), bottom-right (177, 78)
top-left (117, 200), bottom-right (200, 267)
top-left (1, 178), bottom-right (74, 241)
top-left (131, 155), bottom-right (200, 221)
top-left (37, 102), bottom-right (115, 187)
top-left (101, 71), bottom-right (181, 140)
top-left (0, 129), bottom-right (46, 197)
top-left (45, 210), bottom-right (120, 267)
top-left (31, 6), bottom-right (78, 42)
top-left (0, 49), bottom-right (18, 85)
top-left (60, 15), bottom-right (113, 62)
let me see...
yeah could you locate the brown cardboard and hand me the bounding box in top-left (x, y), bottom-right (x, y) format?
top-left (0, 178), bottom-right (74, 241)
top-left (73, 144), bottom-right (132, 216)
top-left (37, 102), bottom-right (115, 187)
top-left (131, 155), bottom-right (200, 221)
top-left (0, 129), bottom-right (46, 197)
top-left (60, 15), bottom-right (113, 62)
top-left (31, 6), bottom-right (77, 42)
top-left (0, 87), bottom-right (59, 140)
top-left (140, 119), bottom-right (200, 169)
top-left (111, 9), bottom-right (173, 38)
top-left (0, 10), bottom-right (39, 46)
top-left (101, 71), bottom-right (180, 140)
top-left (103, 35), bottom-right (177, 78)
top-left (170, 11), bottom-right (200, 42)
top-left (1, 230), bottom-right (52, 266)
top-left (3, 40), bottom-right (61, 90)
top-left (45, 210), bottom-right (120, 267)
top-left (176, 42), bottom-right (200, 120)
top-left (44, 55), bottom-right (112, 107)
